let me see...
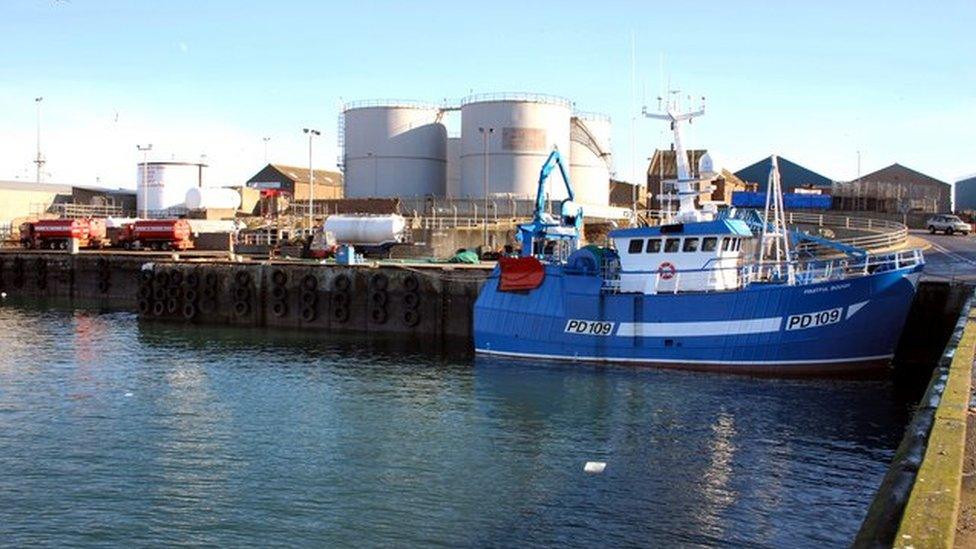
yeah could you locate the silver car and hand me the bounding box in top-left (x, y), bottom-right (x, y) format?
top-left (926, 214), bottom-right (971, 235)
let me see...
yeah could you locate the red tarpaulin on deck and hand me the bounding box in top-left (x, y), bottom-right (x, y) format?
top-left (498, 256), bottom-right (545, 292)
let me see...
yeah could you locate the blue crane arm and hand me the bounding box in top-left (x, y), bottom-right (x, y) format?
top-left (534, 148), bottom-right (574, 223)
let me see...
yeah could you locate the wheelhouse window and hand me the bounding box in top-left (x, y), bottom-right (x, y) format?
top-left (682, 238), bottom-right (700, 252)
top-left (646, 238), bottom-right (662, 253)
top-left (702, 237), bottom-right (718, 252)
top-left (628, 239), bottom-right (643, 254)
top-left (721, 237), bottom-right (731, 251)
top-left (664, 238), bottom-right (680, 253)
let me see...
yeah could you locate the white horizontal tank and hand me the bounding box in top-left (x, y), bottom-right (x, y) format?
top-left (185, 187), bottom-right (242, 211)
top-left (343, 102), bottom-right (447, 198)
top-left (136, 161), bottom-right (206, 214)
top-left (460, 93), bottom-right (572, 199)
top-left (323, 214), bottom-right (407, 245)
top-left (570, 113), bottom-right (612, 206)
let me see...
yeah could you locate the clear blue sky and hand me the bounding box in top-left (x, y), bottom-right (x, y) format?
top-left (1, 0), bottom-right (973, 188)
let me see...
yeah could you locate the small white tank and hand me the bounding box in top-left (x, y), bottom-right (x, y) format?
top-left (185, 187), bottom-right (242, 210)
top-left (323, 214), bottom-right (407, 245)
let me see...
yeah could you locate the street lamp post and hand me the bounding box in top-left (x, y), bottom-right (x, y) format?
top-left (303, 128), bottom-right (321, 234)
top-left (137, 144), bottom-right (153, 218)
top-left (262, 137), bottom-right (271, 164)
top-left (34, 97), bottom-right (45, 184)
top-left (478, 126), bottom-right (494, 248)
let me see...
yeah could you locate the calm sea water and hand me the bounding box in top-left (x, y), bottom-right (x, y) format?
top-left (0, 305), bottom-right (912, 547)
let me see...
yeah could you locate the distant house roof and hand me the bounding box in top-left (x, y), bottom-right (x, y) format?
top-left (265, 164), bottom-right (342, 187)
top-left (734, 156), bottom-right (832, 191)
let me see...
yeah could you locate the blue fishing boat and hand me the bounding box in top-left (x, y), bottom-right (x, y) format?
top-left (473, 99), bottom-right (924, 374)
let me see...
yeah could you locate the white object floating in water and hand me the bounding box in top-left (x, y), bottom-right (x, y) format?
top-left (584, 461), bottom-right (606, 474)
top-left (1, 292), bottom-right (6, 299)
top-left (124, 392), bottom-right (133, 397)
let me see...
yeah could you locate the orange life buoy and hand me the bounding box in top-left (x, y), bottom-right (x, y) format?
top-left (659, 262), bottom-right (677, 280)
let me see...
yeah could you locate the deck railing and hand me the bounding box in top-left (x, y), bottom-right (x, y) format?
top-left (601, 248), bottom-right (923, 295)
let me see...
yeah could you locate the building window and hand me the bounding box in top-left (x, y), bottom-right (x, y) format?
top-left (665, 238), bottom-right (680, 253)
top-left (683, 238), bottom-right (700, 252)
top-left (647, 239), bottom-right (662, 253)
top-left (702, 237), bottom-right (718, 252)
top-left (628, 239), bottom-right (644, 254)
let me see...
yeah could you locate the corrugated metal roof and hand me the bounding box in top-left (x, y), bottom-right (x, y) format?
top-left (269, 164), bottom-right (342, 187)
top-left (0, 180), bottom-right (73, 193)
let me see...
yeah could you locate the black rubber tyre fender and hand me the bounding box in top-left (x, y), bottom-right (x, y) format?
top-left (153, 287), bottom-right (167, 301)
top-left (185, 271), bottom-right (200, 288)
top-left (155, 270), bottom-right (170, 287)
top-left (166, 298), bottom-right (180, 315)
top-left (402, 292), bottom-right (420, 310)
top-left (370, 307), bottom-right (388, 324)
top-left (271, 300), bottom-right (288, 318)
top-left (332, 292), bottom-right (349, 307)
top-left (300, 290), bottom-right (317, 306)
top-left (300, 306), bottom-right (317, 323)
top-left (403, 274), bottom-right (420, 292)
top-left (332, 306), bottom-right (349, 323)
top-left (234, 300), bottom-right (250, 317)
top-left (370, 290), bottom-right (388, 307)
top-left (200, 299), bottom-right (217, 314)
top-left (152, 300), bottom-right (165, 316)
top-left (233, 285), bottom-right (250, 301)
top-left (202, 286), bottom-right (217, 300)
top-left (334, 274), bottom-right (351, 292)
top-left (271, 285), bottom-right (288, 301)
top-left (184, 289), bottom-right (198, 303)
top-left (167, 286), bottom-right (182, 299)
top-left (204, 272), bottom-right (219, 287)
top-left (138, 285), bottom-right (153, 299)
top-left (369, 273), bottom-right (388, 291)
top-left (235, 270), bottom-right (251, 286)
top-left (182, 302), bottom-right (198, 321)
top-left (272, 269), bottom-right (288, 287)
top-left (97, 280), bottom-right (110, 294)
top-left (169, 270), bottom-right (184, 287)
top-left (302, 274), bottom-right (318, 292)
top-left (403, 309), bottom-right (420, 327)
top-left (138, 299), bottom-right (152, 315)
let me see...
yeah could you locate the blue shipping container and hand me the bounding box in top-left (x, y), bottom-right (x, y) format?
top-left (731, 191), bottom-right (831, 210)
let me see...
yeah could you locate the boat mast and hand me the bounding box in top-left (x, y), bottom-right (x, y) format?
top-left (643, 93), bottom-right (706, 223)
top-left (758, 156), bottom-right (793, 278)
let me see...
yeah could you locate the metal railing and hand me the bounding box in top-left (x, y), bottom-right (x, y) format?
top-left (786, 211), bottom-right (909, 254)
top-left (602, 249), bottom-right (924, 295)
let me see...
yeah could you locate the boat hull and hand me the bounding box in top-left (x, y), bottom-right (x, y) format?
top-left (473, 264), bottom-right (923, 374)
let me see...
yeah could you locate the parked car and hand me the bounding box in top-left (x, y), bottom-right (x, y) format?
top-left (926, 214), bottom-right (971, 236)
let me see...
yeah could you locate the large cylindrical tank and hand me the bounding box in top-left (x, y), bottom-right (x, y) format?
top-left (459, 94), bottom-right (572, 199)
top-left (185, 187), bottom-right (242, 210)
top-left (343, 102), bottom-right (447, 198)
top-left (136, 161), bottom-right (206, 213)
top-left (570, 113), bottom-right (612, 206)
top-left (323, 214), bottom-right (407, 245)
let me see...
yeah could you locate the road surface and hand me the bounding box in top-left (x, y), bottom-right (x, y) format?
top-left (910, 230), bottom-right (976, 282)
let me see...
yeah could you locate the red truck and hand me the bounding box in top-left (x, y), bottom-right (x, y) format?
top-left (115, 219), bottom-right (195, 251)
top-left (20, 218), bottom-right (108, 249)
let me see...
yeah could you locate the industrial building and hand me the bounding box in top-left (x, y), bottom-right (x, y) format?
top-left (955, 175), bottom-right (976, 212)
top-left (0, 180), bottom-right (136, 238)
top-left (734, 156), bottom-right (832, 193)
top-left (832, 163), bottom-right (951, 214)
top-left (646, 149), bottom-right (752, 209)
top-left (340, 93), bottom-right (613, 207)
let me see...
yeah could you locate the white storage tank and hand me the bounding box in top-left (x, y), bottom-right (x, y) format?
top-left (323, 214), bottom-right (407, 245)
top-left (136, 161), bottom-right (206, 214)
top-left (459, 93), bottom-right (572, 199)
top-left (185, 187), bottom-right (242, 211)
top-left (570, 113), bottom-right (612, 206)
top-left (343, 102), bottom-right (447, 198)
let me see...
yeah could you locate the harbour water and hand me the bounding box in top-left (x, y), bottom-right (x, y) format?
top-left (0, 305), bottom-right (913, 547)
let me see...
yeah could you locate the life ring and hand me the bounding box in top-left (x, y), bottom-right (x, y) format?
top-left (659, 262), bottom-right (677, 280)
